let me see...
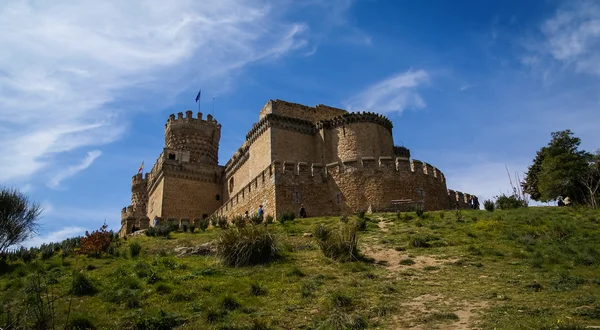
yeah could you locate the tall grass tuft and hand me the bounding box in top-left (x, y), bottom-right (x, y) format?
top-left (197, 218), bottom-right (209, 231)
top-left (129, 241), bottom-right (142, 258)
top-left (216, 225), bottom-right (279, 267)
top-left (484, 199), bottom-right (495, 212)
top-left (313, 223), bottom-right (359, 262)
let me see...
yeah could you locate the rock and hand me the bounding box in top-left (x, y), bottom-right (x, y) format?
top-left (302, 233), bottom-right (313, 237)
top-left (175, 242), bottom-right (216, 257)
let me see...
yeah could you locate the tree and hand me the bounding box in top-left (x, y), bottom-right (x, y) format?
top-left (579, 150), bottom-right (600, 208)
top-left (522, 148), bottom-right (545, 200)
top-left (523, 130), bottom-right (591, 203)
top-left (0, 187), bottom-right (42, 253)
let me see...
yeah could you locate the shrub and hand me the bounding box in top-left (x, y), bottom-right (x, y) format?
top-left (40, 243), bottom-right (55, 260)
top-left (216, 225), bottom-right (279, 267)
top-left (251, 282), bottom-right (267, 296)
top-left (357, 210), bottom-right (366, 219)
top-left (484, 199), bottom-right (495, 212)
top-left (250, 214), bottom-right (263, 225)
top-left (217, 216), bottom-right (228, 229)
top-left (339, 215), bottom-right (349, 224)
top-left (129, 242), bottom-right (142, 258)
top-left (189, 225), bottom-right (195, 233)
top-left (182, 224), bottom-right (188, 232)
top-left (313, 223), bottom-right (359, 262)
top-left (331, 291), bottom-right (353, 308)
top-left (71, 272), bottom-right (97, 296)
top-left (410, 236), bottom-right (430, 248)
top-left (220, 294), bottom-right (242, 310)
top-left (68, 315), bottom-right (96, 329)
top-left (278, 212), bottom-right (296, 224)
top-left (232, 215), bottom-right (246, 228)
top-left (495, 193), bottom-right (525, 209)
top-left (416, 207), bottom-right (425, 219)
top-left (210, 216), bottom-right (218, 227)
top-left (355, 218), bottom-right (367, 231)
top-left (79, 223), bottom-right (113, 257)
top-left (145, 225), bottom-right (172, 238)
top-left (265, 215), bottom-right (274, 225)
top-left (197, 218), bottom-right (210, 231)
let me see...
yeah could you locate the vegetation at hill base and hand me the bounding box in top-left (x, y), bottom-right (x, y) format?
top-left (522, 129), bottom-right (600, 208)
top-left (2, 207), bottom-right (600, 329)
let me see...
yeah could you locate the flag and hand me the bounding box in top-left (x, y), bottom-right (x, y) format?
top-left (138, 161), bottom-right (144, 174)
top-left (195, 89), bottom-right (201, 103)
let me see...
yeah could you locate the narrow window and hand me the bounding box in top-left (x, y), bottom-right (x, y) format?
top-left (216, 194), bottom-right (220, 201)
top-left (168, 153), bottom-right (176, 160)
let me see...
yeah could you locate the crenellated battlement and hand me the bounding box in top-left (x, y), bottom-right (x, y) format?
top-left (316, 112), bottom-right (393, 134)
top-left (165, 110), bottom-right (219, 128)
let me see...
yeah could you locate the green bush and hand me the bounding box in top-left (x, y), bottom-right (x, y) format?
top-left (416, 207), bottom-right (425, 218)
top-left (197, 218), bottom-right (209, 231)
top-left (251, 282), bottom-right (267, 296)
top-left (217, 216), bottom-right (228, 228)
top-left (355, 218), bottom-right (367, 231)
top-left (339, 215), bottom-right (349, 224)
top-left (278, 212), bottom-right (296, 224)
top-left (71, 272), bottom-right (97, 296)
top-left (484, 199), bottom-right (495, 212)
top-left (145, 225), bottom-right (172, 238)
top-left (129, 241), bottom-right (142, 258)
top-left (251, 214), bottom-right (263, 225)
top-left (265, 215), bottom-right (274, 225)
top-left (495, 193), bottom-right (525, 209)
top-left (182, 224), bottom-right (188, 232)
top-left (357, 210), bottom-right (366, 219)
top-left (313, 223), bottom-right (359, 262)
top-left (216, 225), bottom-right (279, 267)
top-left (210, 216), bottom-right (218, 228)
top-left (232, 215), bottom-right (246, 228)
top-left (189, 225), bottom-right (195, 233)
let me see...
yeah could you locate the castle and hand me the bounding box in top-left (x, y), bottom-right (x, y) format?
top-left (119, 100), bottom-right (476, 236)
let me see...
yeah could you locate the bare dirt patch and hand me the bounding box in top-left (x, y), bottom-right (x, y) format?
top-left (396, 294), bottom-right (488, 329)
top-left (362, 246), bottom-right (457, 273)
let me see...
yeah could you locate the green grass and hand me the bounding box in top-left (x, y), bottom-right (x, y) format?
top-left (1, 207), bottom-right (600, 329)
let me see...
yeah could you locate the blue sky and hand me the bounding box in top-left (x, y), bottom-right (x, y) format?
top-left (1, 0), bottom-right (599, 247)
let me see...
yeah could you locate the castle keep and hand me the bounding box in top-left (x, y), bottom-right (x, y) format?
top-left (120, 100), bottom-right (476, 236)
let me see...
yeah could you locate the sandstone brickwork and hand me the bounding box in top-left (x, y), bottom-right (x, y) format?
top-left (119, 100), bottom-right (477, 237)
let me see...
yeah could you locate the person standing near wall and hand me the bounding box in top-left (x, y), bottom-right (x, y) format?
top-left (257, 205), bottom-right (264, 220)
top-left (299, 204), bottom-right (307, 218)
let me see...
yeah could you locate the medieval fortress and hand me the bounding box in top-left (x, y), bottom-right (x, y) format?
top-left (119, 100), bottom-right (476, 236)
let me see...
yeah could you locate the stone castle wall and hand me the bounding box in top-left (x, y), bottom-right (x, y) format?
top-left (119, 100), bottom-right (478, 237)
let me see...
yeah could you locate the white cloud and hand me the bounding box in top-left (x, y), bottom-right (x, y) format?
top-left (537, 1), bottom-right (600, 76)
top-left (0, 0), bottom-right (311, 183)
top-left (344, 69), bottom-right (429, 114)
top-left (21, 226), bottom-right (86, 249)
top-left (48, 150), bottom-right (102, 189)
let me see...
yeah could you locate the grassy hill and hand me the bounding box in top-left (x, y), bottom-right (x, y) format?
top-left (2, 207), bottom-right (600, 329)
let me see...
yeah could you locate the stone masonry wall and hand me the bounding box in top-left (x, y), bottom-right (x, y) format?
top-left (214, 163), bottom-right (277, 219)
top-left (259, 100), bottom-right (348, 122)
top-left (161, 176), bottom-right (223, 219)
top-left (147, 177), bottom-right (165, 220)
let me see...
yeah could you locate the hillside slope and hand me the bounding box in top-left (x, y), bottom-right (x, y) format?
top-left (2, 207), bottom-right (600, 329)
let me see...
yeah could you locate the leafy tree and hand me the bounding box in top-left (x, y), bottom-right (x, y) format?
top-left (79, 223), bottom-right (114, 257)
top-left (523, 130), bottom-right (591, 203)
top-left (0, 187), bottom-right (42, 253)
top-left (522, 148), bottom-right (545, 200)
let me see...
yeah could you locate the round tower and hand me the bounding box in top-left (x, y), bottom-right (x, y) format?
top-left (164, 111), bottom-right (221, 165)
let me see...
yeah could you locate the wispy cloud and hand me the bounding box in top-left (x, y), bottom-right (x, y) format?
top-left (529, 1), bottom-right (600, 77)
top-left (48, 150), bottom-right (102, 189)
top-left (344, 69), bottom-right (430, 114)
top-left (0, 0), bottom-right (311, 184)
top-left (21, 227), bottom-right (86, 249)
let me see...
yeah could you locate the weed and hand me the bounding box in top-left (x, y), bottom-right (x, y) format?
top-left (287, 266), bottom-right (306, 277)
top-left (220, 294), bottom-right (241, 310)
top-left (155, 282), bottom-right (174, 295)
top-left (399, 258), bottom-right (416, 265)
top-left (68, 314), bottom-right (97, 329)
top-left (355, 217), bottom-right (367, 231)
top-left (216, 225), bottom-right (279, 267)
top-left (71, 272), bottom-right (97, 296)
top-left (129, 241), bottom-right (142, 258)
top-left (133, 310), bottom-right (179, 330)
top-left (331, 291), bottom-right (352, 308)
top-left (314, 223), bottom-right (359, 262)
top-left (250, 282), bottom-right (267, 296)
top-left (265, 215), bottom-right (274, 225)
